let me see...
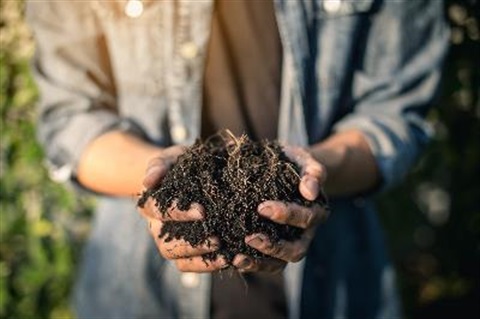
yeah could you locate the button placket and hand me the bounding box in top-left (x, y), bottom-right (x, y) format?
top-left (169, 1), bottom-right (194, 144)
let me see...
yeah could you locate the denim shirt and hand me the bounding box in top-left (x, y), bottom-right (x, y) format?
top-left (27, 0), bottom-right (449, 318)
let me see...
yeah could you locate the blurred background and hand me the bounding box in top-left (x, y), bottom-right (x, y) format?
top-left (1, 0), bottom-right (478, 318)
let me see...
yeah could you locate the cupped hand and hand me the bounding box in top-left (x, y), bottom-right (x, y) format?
top-left (233, 145), bottom-right (329, 273)
top-left (138, 145), bottom-right (227, 272)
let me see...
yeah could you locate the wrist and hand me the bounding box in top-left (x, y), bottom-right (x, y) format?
top-left (77, 130), bottom-right (164, 196)
top-left (308, 130), bottom-right (380, 196)
top-left (309, 143), bottom-right (349, 195)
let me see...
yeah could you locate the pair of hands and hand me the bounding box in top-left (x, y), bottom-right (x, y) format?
top-left (138, 145), bottom-right (328, 273)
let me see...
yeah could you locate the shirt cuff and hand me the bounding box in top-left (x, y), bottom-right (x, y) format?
top-left (44, 110), bottom-right (146, 185)
top-left (333, 114), bottom-right (432, 192)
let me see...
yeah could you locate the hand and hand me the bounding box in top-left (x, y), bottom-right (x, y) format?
top-left (138, 145), bottom-right (228, 272)
top-left (233, 145), bottom-right (329, 273)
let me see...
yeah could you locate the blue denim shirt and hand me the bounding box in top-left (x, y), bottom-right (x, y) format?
top-left (27, 0), bottom-right (449, 318)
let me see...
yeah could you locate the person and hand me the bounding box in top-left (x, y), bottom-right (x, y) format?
top-left (27, 0), bottom-right (449, 318)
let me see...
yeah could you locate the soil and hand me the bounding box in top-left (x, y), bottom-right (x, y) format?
top-left (138, 131), bottom-right (328, 263)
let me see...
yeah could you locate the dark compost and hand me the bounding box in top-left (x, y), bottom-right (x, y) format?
top-left (138, 132), bottom-right (328, 263)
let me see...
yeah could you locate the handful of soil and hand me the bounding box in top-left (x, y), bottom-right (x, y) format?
top-left (138, 131), bottom-right (328, 263)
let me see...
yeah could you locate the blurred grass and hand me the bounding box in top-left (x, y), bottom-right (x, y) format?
top-left (0, 0), bottom-right (479, 318)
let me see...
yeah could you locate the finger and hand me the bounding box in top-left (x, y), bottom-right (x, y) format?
top-left (148, 217), bottom-right (218, 259)
top-left (232, 254), bottom-right (286, 273)
top-left (298, 171), bottom-right (329, 208)
top-left (299, 161), bottom-right (326, 201)
top-left (143, 167), bottom-right (167, 189)
top-left (138, 197), bottom-right (162, 220)
top-left (164, 145), bottom-right (187, 158)
top-left (282, 146), bottom-right (325, 179)
top-left (302, 157), bottom-right (327, 184)
top-left (147, 217), bottom-right (163, 238)
top-left (143, 145), bottom-right (185, 188)
top-left (157, 236), bottom-right (220, 259)
top-left (282, 146), bottom-right (327, 201)
top-left (258, 201), bottom-right (326, 229)
top-left (175, 255), bottom-right (228, 273)
top-left (160, 201), bottom-right (204, 222)
top-left (299, 174), bottom-right (320, 201)
top-left (245, 234), bottom-right (307, 263)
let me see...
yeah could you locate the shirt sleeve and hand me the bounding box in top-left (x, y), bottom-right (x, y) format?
top-left (333, 0), bottom-right (450, 190)
top-left (26, 1), bottom-right (146, 183)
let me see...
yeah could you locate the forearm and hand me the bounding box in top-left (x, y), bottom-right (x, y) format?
top-left (76, 131), bottom-right (162, 197)
top-left (309, 130), bottom-right (380, 197)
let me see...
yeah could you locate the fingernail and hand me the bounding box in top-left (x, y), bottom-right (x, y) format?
top-left (237, 257), bottom-right (252, 269)
top-left (221, 263), bottom-right (230, 269)
top-left (145, 165), bottom-right (162, 177)
top-left (189, 204), bottom-right (204, 219)
top-left (246, 234), bottom-right (266, 247)
top-left (144, 166), bottom-right (164, 187)
top-left (259, 203), bottom-right (274, 218)
top-left (216, 256), bottom-right (229, 268)
top-left (304, 176), bottom-right (319, 199)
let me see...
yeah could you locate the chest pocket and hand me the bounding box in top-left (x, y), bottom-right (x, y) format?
top-left (316, 0), bottom-right (376, 18)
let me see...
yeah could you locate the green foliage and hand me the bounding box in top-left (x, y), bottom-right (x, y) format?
top-left (0, 1), bottom-right (93, 318)
top-left (0, 0), bottom-right (478, 318)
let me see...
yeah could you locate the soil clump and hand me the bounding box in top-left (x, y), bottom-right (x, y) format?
top-left (138, 131), bottom-right (327, 263)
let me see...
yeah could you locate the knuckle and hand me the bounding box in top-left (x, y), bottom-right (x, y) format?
top-left (271, 262), bottom-right (287, 274)
top-left (290, 248), bottom-right (306, 262)
top-left (158, 245), bottom-right (171, 259)
top-left (306, 162), bottom-right (324, 179)
top-left (208, 260), bottom-right (224, 272)
top-left (274, 210), bottom-right (288, 225)
top-left (286, 205), bottom-right (312, 228)
top-left (147, 157), bottom-right (165, 170)
top-left (267, 241), bottom-right (284, 258)
top-left (177, 258), bottom-right (197, 272)
top-left (161, 249), bottom-right (173, 260)
top-left (175, 260), bottom-right (187, 272)
top-left (286, 213), bottom-right (299, 227)
top-left (212, 258), bottom-right (225, 270)
top-left (272, 245), bottom-right (283, 257)
top-left (158, 239), bottom-right (180, 259)
top-left (274, 202), bottom-right (289, 224)
top-left (303, 210), bottom-right (315, 228)
top-left (288, 208), bottom-right (304, 227)
top-left (146, 201), bottom-right (160, 219)
top-left (290, 254), bottom-right (302, 263)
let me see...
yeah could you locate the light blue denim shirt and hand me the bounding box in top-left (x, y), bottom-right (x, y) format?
top-left (27, 0), bottom-right (449, 318)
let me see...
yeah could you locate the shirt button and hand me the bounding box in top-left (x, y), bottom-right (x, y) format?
top-left (124, 0), bottom-right (144, 18)
top-left (172, 125), bottom-right (188, 142)
top-left (323, 0), bottom-right (342, 13)
top-left (181, 272), bottom-right (200, 288)
top-left (180, 42), bottom-right (199, 60)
